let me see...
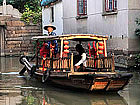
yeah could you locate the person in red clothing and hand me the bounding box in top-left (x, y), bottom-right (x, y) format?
top-left (40, 42), bottom-right (50, 57)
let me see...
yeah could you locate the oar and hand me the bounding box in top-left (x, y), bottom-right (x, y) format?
top-left (19, 66), bottom-right (26, 75)
top-left (19, 55), bottom-right (36, 75)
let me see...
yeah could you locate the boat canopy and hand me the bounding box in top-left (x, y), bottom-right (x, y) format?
top-left (32, 34), bottom-right (108, 41)
top-left (41, 0), bottom-right (58, 6)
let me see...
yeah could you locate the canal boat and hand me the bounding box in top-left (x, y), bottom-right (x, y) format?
top-left (19, 34), bottom-right (133, 92)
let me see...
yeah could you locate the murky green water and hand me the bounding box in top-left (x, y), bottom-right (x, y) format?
top-left (0, 57), bottom-right (140, 105)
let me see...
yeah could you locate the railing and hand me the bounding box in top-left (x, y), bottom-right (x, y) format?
top-left (38, 56), bottom-right (71, 72)
top-left (37, 54), bottom-right (115, 72)
top-left (86, 55), bottom-right (115, 72)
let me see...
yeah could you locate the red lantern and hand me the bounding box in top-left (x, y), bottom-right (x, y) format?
top-left (64, 41), bottom-right (69, 45)
top-left (98, 50), bottom-right (103, 54)
top-left (64, 50), bottom-right (69, 53)
top-left (98, 46), bottom-right (104, 50)
top-left (64, 45), bottom-right (69, 49)
top-left (98, 42), bottom-right (104, 46)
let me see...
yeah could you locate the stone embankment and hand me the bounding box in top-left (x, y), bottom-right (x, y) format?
top-left (0, 16), bottom-right (42, 56)
top-left (113, 53), bottom-right (139, 70)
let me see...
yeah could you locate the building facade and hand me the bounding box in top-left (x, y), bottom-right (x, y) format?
top-left (41, 0), bottom-right (140, 54)
top-left (42, 0), bottom-right (63, 35)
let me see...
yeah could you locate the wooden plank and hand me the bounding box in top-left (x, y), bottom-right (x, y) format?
top-left (90, 81), bottom-right (108, 90)
top-left (106, 80), bottom-right (127, 91)
top-left (68, 72), bottom-right (116, 77)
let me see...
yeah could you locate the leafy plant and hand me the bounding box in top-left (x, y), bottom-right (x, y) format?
top-left (20, 0), bottom-right (42, 25)
top-left (0, 0), bottom-right (42, 25)
top-left (20, 7), bottom-right (41, 25)
top-left (135, 18), bottom-right (140, 37)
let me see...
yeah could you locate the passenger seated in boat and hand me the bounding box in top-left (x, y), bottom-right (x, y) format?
top-left (74, 44), bottom-right (87, 71)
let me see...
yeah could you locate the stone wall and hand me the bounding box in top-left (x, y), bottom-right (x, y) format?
top-left (0, 17), bottom-right (42, 56)
top-left (0, 5), bottom-right (22, 18)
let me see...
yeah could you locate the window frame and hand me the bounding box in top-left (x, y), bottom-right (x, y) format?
top-left (50, 6), bottom-right (54, 23)
top-left (105, 0), bottom-right (117, 12)
top-left (77, 0), bottom-right (87, 16)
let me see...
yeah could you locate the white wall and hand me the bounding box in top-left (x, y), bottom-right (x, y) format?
top-left (87, 0), bottom-right (128, 37)
top-left (63, 0), bottom-right (77, 34)
top-left (63, 0), bottom-right (130, 51)
top-left (63, 0), bottom-right (129, 37)
top-left (127, 0), bottom-right (140, 51)
top-left (42, 1), bottom-right (63, 35)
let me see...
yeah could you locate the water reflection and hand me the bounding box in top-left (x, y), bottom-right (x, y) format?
top-left (0, 57), bottom-right (23, 73)
top-left (0, 57), bottom-right (140, 105)
top-left (0, 72), bottom-right (128, 105)
top-left (119, 72), bottom-right (140, 105)
top-left (19, 88), bottom-right (127, 105)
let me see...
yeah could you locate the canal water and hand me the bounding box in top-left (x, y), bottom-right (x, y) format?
top-left (0, 57), bottom-right (140, 105)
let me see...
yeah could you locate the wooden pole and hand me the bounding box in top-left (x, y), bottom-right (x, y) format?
top-left (112, 53), bottom-right (115, 72)
top-left (97, 55), bottom-right (100, 69)
top-left (104, 40), bottom-right (107, 57)
top-left (96, 41), bottom-right (99, 56)
top-left (71, 53), bottom-right (74, 73)
top-left (36, 40), bottom-right (39, 68)
top-left (60, 39), bottom-right (63, 58)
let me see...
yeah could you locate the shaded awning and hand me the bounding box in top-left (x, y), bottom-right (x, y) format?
top-left (41, 0), bottom-right (58, 6)
top-left (32, 34), bottom-right (108, 41)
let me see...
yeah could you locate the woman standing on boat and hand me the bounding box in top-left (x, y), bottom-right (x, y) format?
top-left (40, 24), bottom-right (58, 56)
top-left (44, 24), bottom-right (56, 36)
top-left (74, 44), bottom-right (87, 71)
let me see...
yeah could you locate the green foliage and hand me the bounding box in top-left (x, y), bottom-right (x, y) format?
top-left (20, 0), bottom-right (42, 25)
top-left (21, 7), bottom-right (41, 25)
top-left (136, 53), bottom-right (140, 63)
top-left (135, 18), bottom-right (140, 37)
top-left (24, 0), bottom-right (41, 12)
top-left (0, 0), bottom-right (42, 25)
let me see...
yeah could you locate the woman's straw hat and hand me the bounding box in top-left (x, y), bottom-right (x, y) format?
top-left (44, 24), bottom-right (56, 30)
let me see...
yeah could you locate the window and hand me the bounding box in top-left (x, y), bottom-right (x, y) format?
top-left (77, 0), bottom-right (87, 15)
top-left (50, 7), bottom-right (54, 22)
top-left (105, 0), bottom-right (117, 12)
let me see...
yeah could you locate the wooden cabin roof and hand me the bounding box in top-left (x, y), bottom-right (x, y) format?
top-left (32, 34), bottom-right (108, 41)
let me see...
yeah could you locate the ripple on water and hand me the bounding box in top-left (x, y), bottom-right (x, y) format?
top-left (1, 72), bottom-right (19, 75)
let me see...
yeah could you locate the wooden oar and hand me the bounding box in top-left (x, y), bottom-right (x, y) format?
top-left (19, 55), bottom-right (35, 75)
top-left (19, 66), bottom-right (26, 75)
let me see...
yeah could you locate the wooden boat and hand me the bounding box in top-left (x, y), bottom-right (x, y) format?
top-left (19, 34), bottom-right (133, 92)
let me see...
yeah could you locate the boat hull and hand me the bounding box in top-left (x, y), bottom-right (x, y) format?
top-left (26, 69), bottom-right (132, 92)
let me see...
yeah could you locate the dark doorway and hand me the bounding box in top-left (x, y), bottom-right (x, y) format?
top-left (0, 26), bottom-right (5, 56)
